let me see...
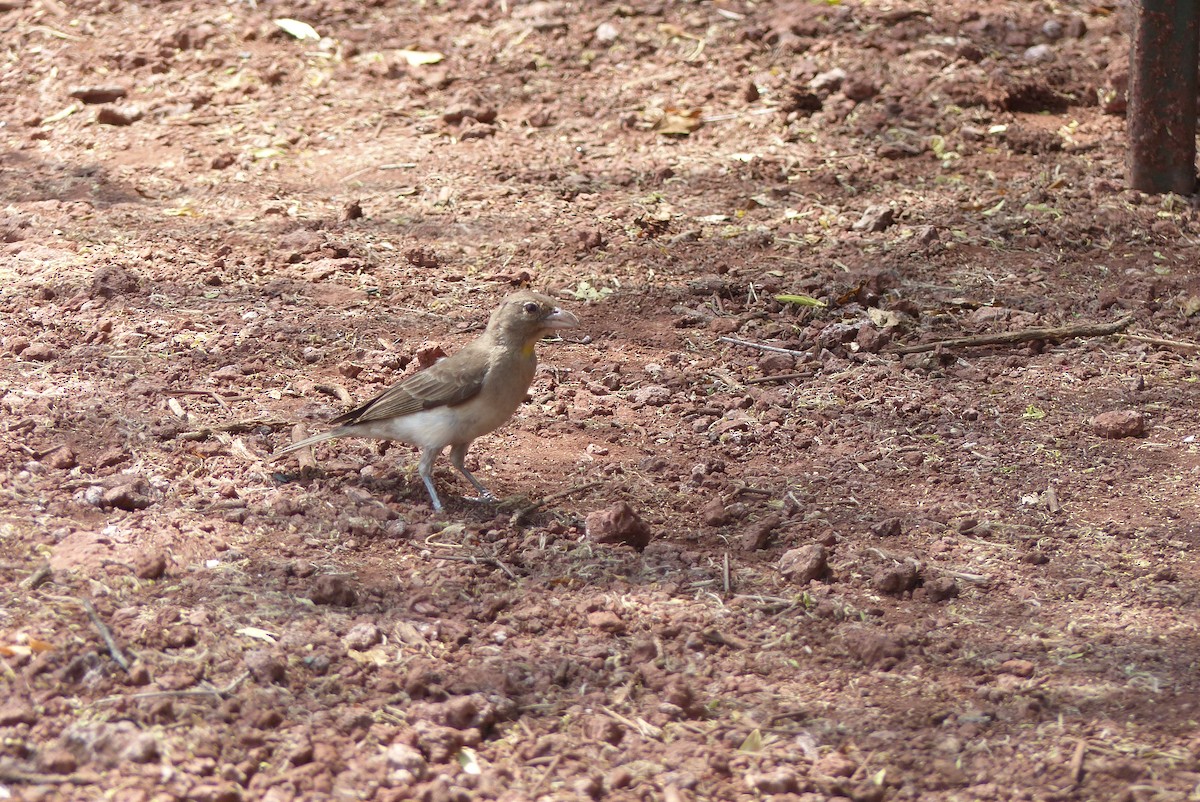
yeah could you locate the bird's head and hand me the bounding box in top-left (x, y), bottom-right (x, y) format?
top-left (488, 291), bottom-right (579, 349)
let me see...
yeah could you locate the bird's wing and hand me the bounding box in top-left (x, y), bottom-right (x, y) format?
top-left (329, 344), bottom-right (489, 426)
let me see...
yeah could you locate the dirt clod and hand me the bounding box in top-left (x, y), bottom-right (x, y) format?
top-left (779, 544), bottom-right (829, 584)
top-left (739, 513), bottom-right (781, 551)
top-left (1089, 410), bottom-right (1146, 438)
top-left (872, 562), bottom-right (921, 595)
top-left (308, 575), bottom-right (357, 607)
top-left (585, 502), bottom-right (652, 551)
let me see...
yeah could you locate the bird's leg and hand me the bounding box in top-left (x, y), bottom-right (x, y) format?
top-left (448, 443), bottom-right (497, 503)
top-left (417, 446), bottom-right (444, 512)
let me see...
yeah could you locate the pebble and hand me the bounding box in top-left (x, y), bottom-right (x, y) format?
top-left (101, 483), bottom-right (152, 511)
top-left (343, 622), bottom-right (382, 650)
top-left (21, 342), bottom-right (58, 361)
top-left (739, 514), bottom-right (781, 551)
top-left (1089, 410), bottom-right (1145, 438)
top-left (779, 544), bottom-right (828, 583)
top-left (308, 574), bottom-right (357, 607)
top-left (1023, 44), bottom-right (1055, 62)
top-left (872, 562), bottom-right (920, 595)
top-left (95, 105), bottom-right (144, 126)
top-left (745, 769), bottom-right (800, 793)
top-left (595, 21), bottom-right (619, 44)
top-left (587, 610), bottom-right (627, 634)
top-left (68, 85), bottom-right (128, 104)
top-left (245, 650), bottom-right (286, 684)
top-left (701, 497), bottom-right (729, 526)
top-left (853, 204), bottom-right (895, 232)
top-left (0, 698), bottom-right (37, 726)
top-left (387, 742), bottom-right (428, 784)
top-left (585, 502), bottom-right (652, 551)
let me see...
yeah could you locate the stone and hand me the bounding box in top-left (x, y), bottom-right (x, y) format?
top-left (779, 544), bottom-right (828, 583)
top-left (1089, 410), bottom-right (1145, 438)
top-left (309, 574), bottom-right (357, 607)
top-left (853, 204), bottom-right (896, 232)
top-left (585, 502), bottom-right (652, 550)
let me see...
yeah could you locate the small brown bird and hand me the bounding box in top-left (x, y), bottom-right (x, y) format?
top-left (276, 291), bottom-right (579, 512)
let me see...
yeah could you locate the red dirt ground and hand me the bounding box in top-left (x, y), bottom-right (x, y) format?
top-left (3, 1), bottom-right (1200, 801)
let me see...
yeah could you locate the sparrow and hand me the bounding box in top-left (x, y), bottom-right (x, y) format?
top-left (275, 291), bottom-right (579, 512)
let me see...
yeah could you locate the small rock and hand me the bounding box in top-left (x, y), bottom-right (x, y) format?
top-left (68, 85), bottom-right (127, 104)
top-left (1023, 44), bottom-right (1055, 62)
top-left (999, 659), bottom-right (1036, 678)
top-left (869, 518), bottom-right (902, 537)
top-left (134, 552), bottom-right (168, 580)
top-left (594, 21), bottom-right (619, 44)
top-left (120, 732), bottom-right (161, 764)
top-left (843, 78), bottom-right (878, 101)
top-left (701, 497), bottom-right (729, 526)
top-left (739, 514), bottom-right (781, 551)
top-left (779, 544), bottom-right (828, 583)
top-left (1089, 410), bottom-right (1145, 438)
top-left (344, 200), bottom-right (364, 221)
top-left (745, 769), bottom-right (800, 794)
top-left (814, 751), bottom-right (858, 778)
top-left (40, 747), bottom-right (78, 774)
top-left (343, 622), bottom-right (382, 650)
top-left (872, 562), bottom-right (920, 595)
top-left (442, 103), bottom-right (497, 125)
top-left (631, 385), bottom-right (671, 407)
top-left (853, 204), bottom-right (895, 232)
top-left (95, 105), bottom-right (144, 126)
top-left (809, 67), bottom-right (846, 93)
top-left (1041, 19), bottom-right (1064, 40)
top-left (244, 650), bottom-right (286, 684)
top-left (921, 576), bottom-right (959, 602)
top-left (41, 445), bottom-right (77, 469)
top-left (309, 574), bottom-right (357, 606)
top-left (587, 610), bottom-right (627, 635)
top-left (387, 742), bottom-right (428, 784)
top-left (101, 484), bottom-right (152, 512)
top-left (842, 627), bottom-right (905, 668)
top-left (0, 699), bottom-right (37, 726)
top-left (585, 502), bottom-right (652, 551)
top-left (21, 342), bottom-right (58, 361)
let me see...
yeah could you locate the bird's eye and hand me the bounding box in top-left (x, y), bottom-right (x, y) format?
top-left (522, 302), bottom-right (541, 314)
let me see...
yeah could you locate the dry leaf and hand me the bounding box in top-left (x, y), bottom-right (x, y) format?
top-left (236, 627), bottom-right (279, 644)
top-left (396, 49), bottom-right (445, 66)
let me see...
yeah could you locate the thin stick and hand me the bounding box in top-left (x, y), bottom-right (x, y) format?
top-left (891, 315), bottom-right (1134, 355)
top-left (719, 336), bottom-right (808, 358)
top-left (18, 563), bottom-right (52, 591)
top-left (43, 595), bottom-right (129, 672)
top-left (509, 481), bottom-right (605, 526)
top-left (1068, 738), bottom-right (1087, 785)
top-left (178, 419), bottom-right (292, 441)
top-left (0, 768), bottom-right (96, 785)
top-left (528, 754), bottom-right (562, 797)
top-left (1118, 332), bottom-right (1200, 353)
top-left (745, 372), bottom-right (809, 385)
top-left (78, 598), bottom-right (130, 672)
top-left (431, 554), bottom-right (519, 581)
top-left (94, 671), bottom-right (249, 706)
top-left (722, 551), bottom-right (731, 595)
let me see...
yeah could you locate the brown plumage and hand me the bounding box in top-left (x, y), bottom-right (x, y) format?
top-left (276, 291), bottom-right (579, 511)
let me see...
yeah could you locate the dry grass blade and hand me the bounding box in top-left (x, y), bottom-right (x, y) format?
top-left (891, 315), bottom-right (1134, 355)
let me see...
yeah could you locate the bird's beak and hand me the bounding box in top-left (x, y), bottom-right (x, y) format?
top-left (541, 307), bottom-right (579, 330)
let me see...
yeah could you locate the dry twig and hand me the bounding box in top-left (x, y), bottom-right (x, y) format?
top-left (1118, 332), bottom-right (1200, 353)
top-left (718, 336), bottom-right (809, 358)
top-left (745, 372), bottom-right (810, 385)
top-left (891, 315), bottom-right (1134, 355)
top-left (46, 595), bottom-right (129, 672)
top-left (95, 671), bottom-right (249, 706)
top-left (431, 553), bottom-right (519, 581)
top-left (509, 480), bottom-right (604, 526)
top-left (18, 563), bottom-right (52, 591)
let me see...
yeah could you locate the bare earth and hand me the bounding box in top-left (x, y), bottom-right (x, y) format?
top-left (3, 1), bottom-right (1200, 800)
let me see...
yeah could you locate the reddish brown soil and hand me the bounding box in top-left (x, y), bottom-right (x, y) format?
top-left (3, 1), bottom-right (1200, 801)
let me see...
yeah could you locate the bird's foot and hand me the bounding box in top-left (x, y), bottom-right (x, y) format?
top-left (465, 491), bottom-right (498, 504)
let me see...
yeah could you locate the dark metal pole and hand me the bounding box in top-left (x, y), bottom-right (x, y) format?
top-left (1128, 0), bottom-right (1199, 195)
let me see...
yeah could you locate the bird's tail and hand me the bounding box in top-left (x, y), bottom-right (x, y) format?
top-left (273, 429), bottom-right (342, 459)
